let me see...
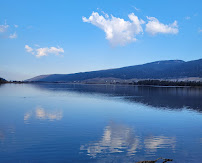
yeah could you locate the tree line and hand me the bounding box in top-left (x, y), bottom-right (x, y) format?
top-left (133, 79), bottom-right (202, 87)
top-left (0, 77), bottom-right (7, 83)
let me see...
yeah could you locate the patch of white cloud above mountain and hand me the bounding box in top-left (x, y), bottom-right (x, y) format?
top-left (0, 23), bottom-right (9, 33)
top-left (25, 45), bottom-right (34, 54)
top-left (146, 16), bottom-right (178, 35)
top-left (9, 32), bottom-right (17, 39)
top-left (0, 21), bottom-right (18, 39)
top-left (82, 12), bottom-right (145, 46)
top-left (25, 45), bottom-right (64, 58)
top-left (83, 12), bottom-right (180, 45)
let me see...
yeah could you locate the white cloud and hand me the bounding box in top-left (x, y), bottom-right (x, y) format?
top-left (48, 47), bottom-right (64, 55)
top-left (194, 13), bottom-right (198, 17)
top-left (199, 29), bottom-right (202, 33)
top-left (25, 45), bottom-right (64, 58)
top-left (0, 21), bottom-right (18, 39)
top-left (132, 6), bottom-right (140, 12)
top-left (96, 8), bottom-right (109, 18)
top-left (146, 16), bottom-right (178, 35)
top-left (34, 44), bottom-right (40, 47)
top-left (25, 45), bottom-right (34, 54)
top-left (14, 24), bottom-right (18, 28)
top-left (36, 48), bottom-right (49, 57)
top-left (82, 12), bottom-right (145, 46)
top-left (185, 16), bottom-right (190, 20)
top-left (0, 23), bottom-right (9, 33)
top-left (9, 32), bottom-right (17, 39)
top-left (36, 47), bottom-right (64, 58)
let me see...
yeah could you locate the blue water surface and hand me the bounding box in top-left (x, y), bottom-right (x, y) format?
top-left (0, 83), bottom-right (202, 163)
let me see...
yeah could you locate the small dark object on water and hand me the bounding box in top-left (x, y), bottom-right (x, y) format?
top-left (136, 157), bottom-right (173, 163)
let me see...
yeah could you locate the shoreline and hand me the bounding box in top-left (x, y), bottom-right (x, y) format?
top-left (2, 81), bottom-right (202, 88)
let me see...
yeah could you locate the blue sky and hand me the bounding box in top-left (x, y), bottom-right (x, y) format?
top-left (0, 0), bottom-right (202, 80)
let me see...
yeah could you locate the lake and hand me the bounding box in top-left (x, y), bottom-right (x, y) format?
top-left (0, 83), bottom-right (202, 163)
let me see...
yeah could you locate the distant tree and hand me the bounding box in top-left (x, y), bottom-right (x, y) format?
top-left (134, 79), bottom-right (202, 87)
top-left (0, 77), bottom-right (7, 83)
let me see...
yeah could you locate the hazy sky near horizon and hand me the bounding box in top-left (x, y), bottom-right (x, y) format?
top-left (0, 0), bottom-right (202, 80)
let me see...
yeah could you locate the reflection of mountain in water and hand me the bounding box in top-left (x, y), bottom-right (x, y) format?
top-left (80, 122), bottom-right (176, 158)
top-left (30, 83), bottom-right (202, 112)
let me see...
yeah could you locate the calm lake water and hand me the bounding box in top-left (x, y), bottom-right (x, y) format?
top-left (0, 83), bottom-right (202, 163)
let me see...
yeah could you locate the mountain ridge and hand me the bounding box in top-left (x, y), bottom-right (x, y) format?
top-left (26, 59), bottom-right (202, 82)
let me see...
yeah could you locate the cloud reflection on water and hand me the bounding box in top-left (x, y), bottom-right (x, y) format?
top-left (80, 122), bottom-right (176, 157)
top-left (24, 106), bottom-right (63, 123)
top-left (81, 122), bottom-right (140, 157)
top-left (144, 136), bottom-right (176, 153)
